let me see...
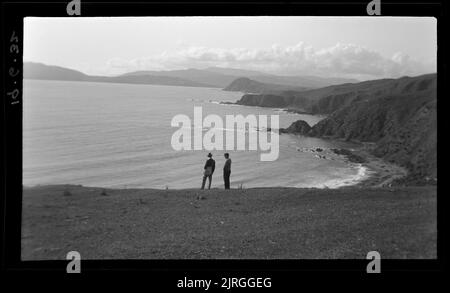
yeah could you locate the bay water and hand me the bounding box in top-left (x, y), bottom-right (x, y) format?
top-left (23, 79), bottom-right (368, 189)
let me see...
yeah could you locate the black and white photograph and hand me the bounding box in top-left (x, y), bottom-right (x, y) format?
top-left (19, 15), bottom-right (437, 261)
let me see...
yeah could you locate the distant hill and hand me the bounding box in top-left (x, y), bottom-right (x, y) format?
top-left (121, 68), bottom-right (235, 88)
top-left (23, 62), bottom-right (215, 88)
top-left (209, 66), bottom-right (358, 88)
top-left (275, 73), bottom-right (437, 184)
top-left (23, 62), bottom-right (90, 81)
top-left (24, 62), bottom-right (360, 89)
top-left (122, 67), bottom-right (357, 89)
top-left (248, 74), bottom-right (358, 88)
top-left (204, 66), bottom-right (271, 77)
top-left (90, 74), bottom-right (215, 87)
top-left (223, 77), bottom-right (309, 94)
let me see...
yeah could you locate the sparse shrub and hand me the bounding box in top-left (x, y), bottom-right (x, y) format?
top-left (63, 189), bottom-right (71, 196)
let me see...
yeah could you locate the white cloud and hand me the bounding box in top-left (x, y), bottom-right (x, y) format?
top-left (103, 42), bottom-right (436, 79)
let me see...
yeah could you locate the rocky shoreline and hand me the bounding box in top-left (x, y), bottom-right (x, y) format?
top-left (218, 101), bottom-right (413, 188)
top-left (291, 145), bottom-right (408, 188)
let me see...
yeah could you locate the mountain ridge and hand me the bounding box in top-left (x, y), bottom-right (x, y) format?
top-left (23, 62), bottom-right (216, 88)
top-left (23, 62), bottom-right (360, 89)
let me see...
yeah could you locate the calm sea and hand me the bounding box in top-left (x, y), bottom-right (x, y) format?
top-left (23, 79), bottom-right (367, 189)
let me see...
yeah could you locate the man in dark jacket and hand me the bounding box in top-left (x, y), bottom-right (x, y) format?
top-left (223, 153), bottom-right (231, 189)
top-left (201, 153), bottom-right (215, 189)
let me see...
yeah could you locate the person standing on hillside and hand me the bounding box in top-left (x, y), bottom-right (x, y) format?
top-left (223, 153), bottom-right (232, 189)
top-left (201, 153), bottom-right (215, 190)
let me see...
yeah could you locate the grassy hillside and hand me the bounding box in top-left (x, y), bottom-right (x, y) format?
top-left (22, 185), bottom-right (436, 260)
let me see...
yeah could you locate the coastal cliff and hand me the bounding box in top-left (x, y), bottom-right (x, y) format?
top-left (235, 73), bottom-right (436, 115)
top-left (236, 93), bottom-right (295, 107)
top-left (279, 73), bottom-right (437, 184)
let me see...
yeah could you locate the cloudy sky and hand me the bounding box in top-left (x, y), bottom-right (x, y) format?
top-left (24, 17), bottom-right (436, 80)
